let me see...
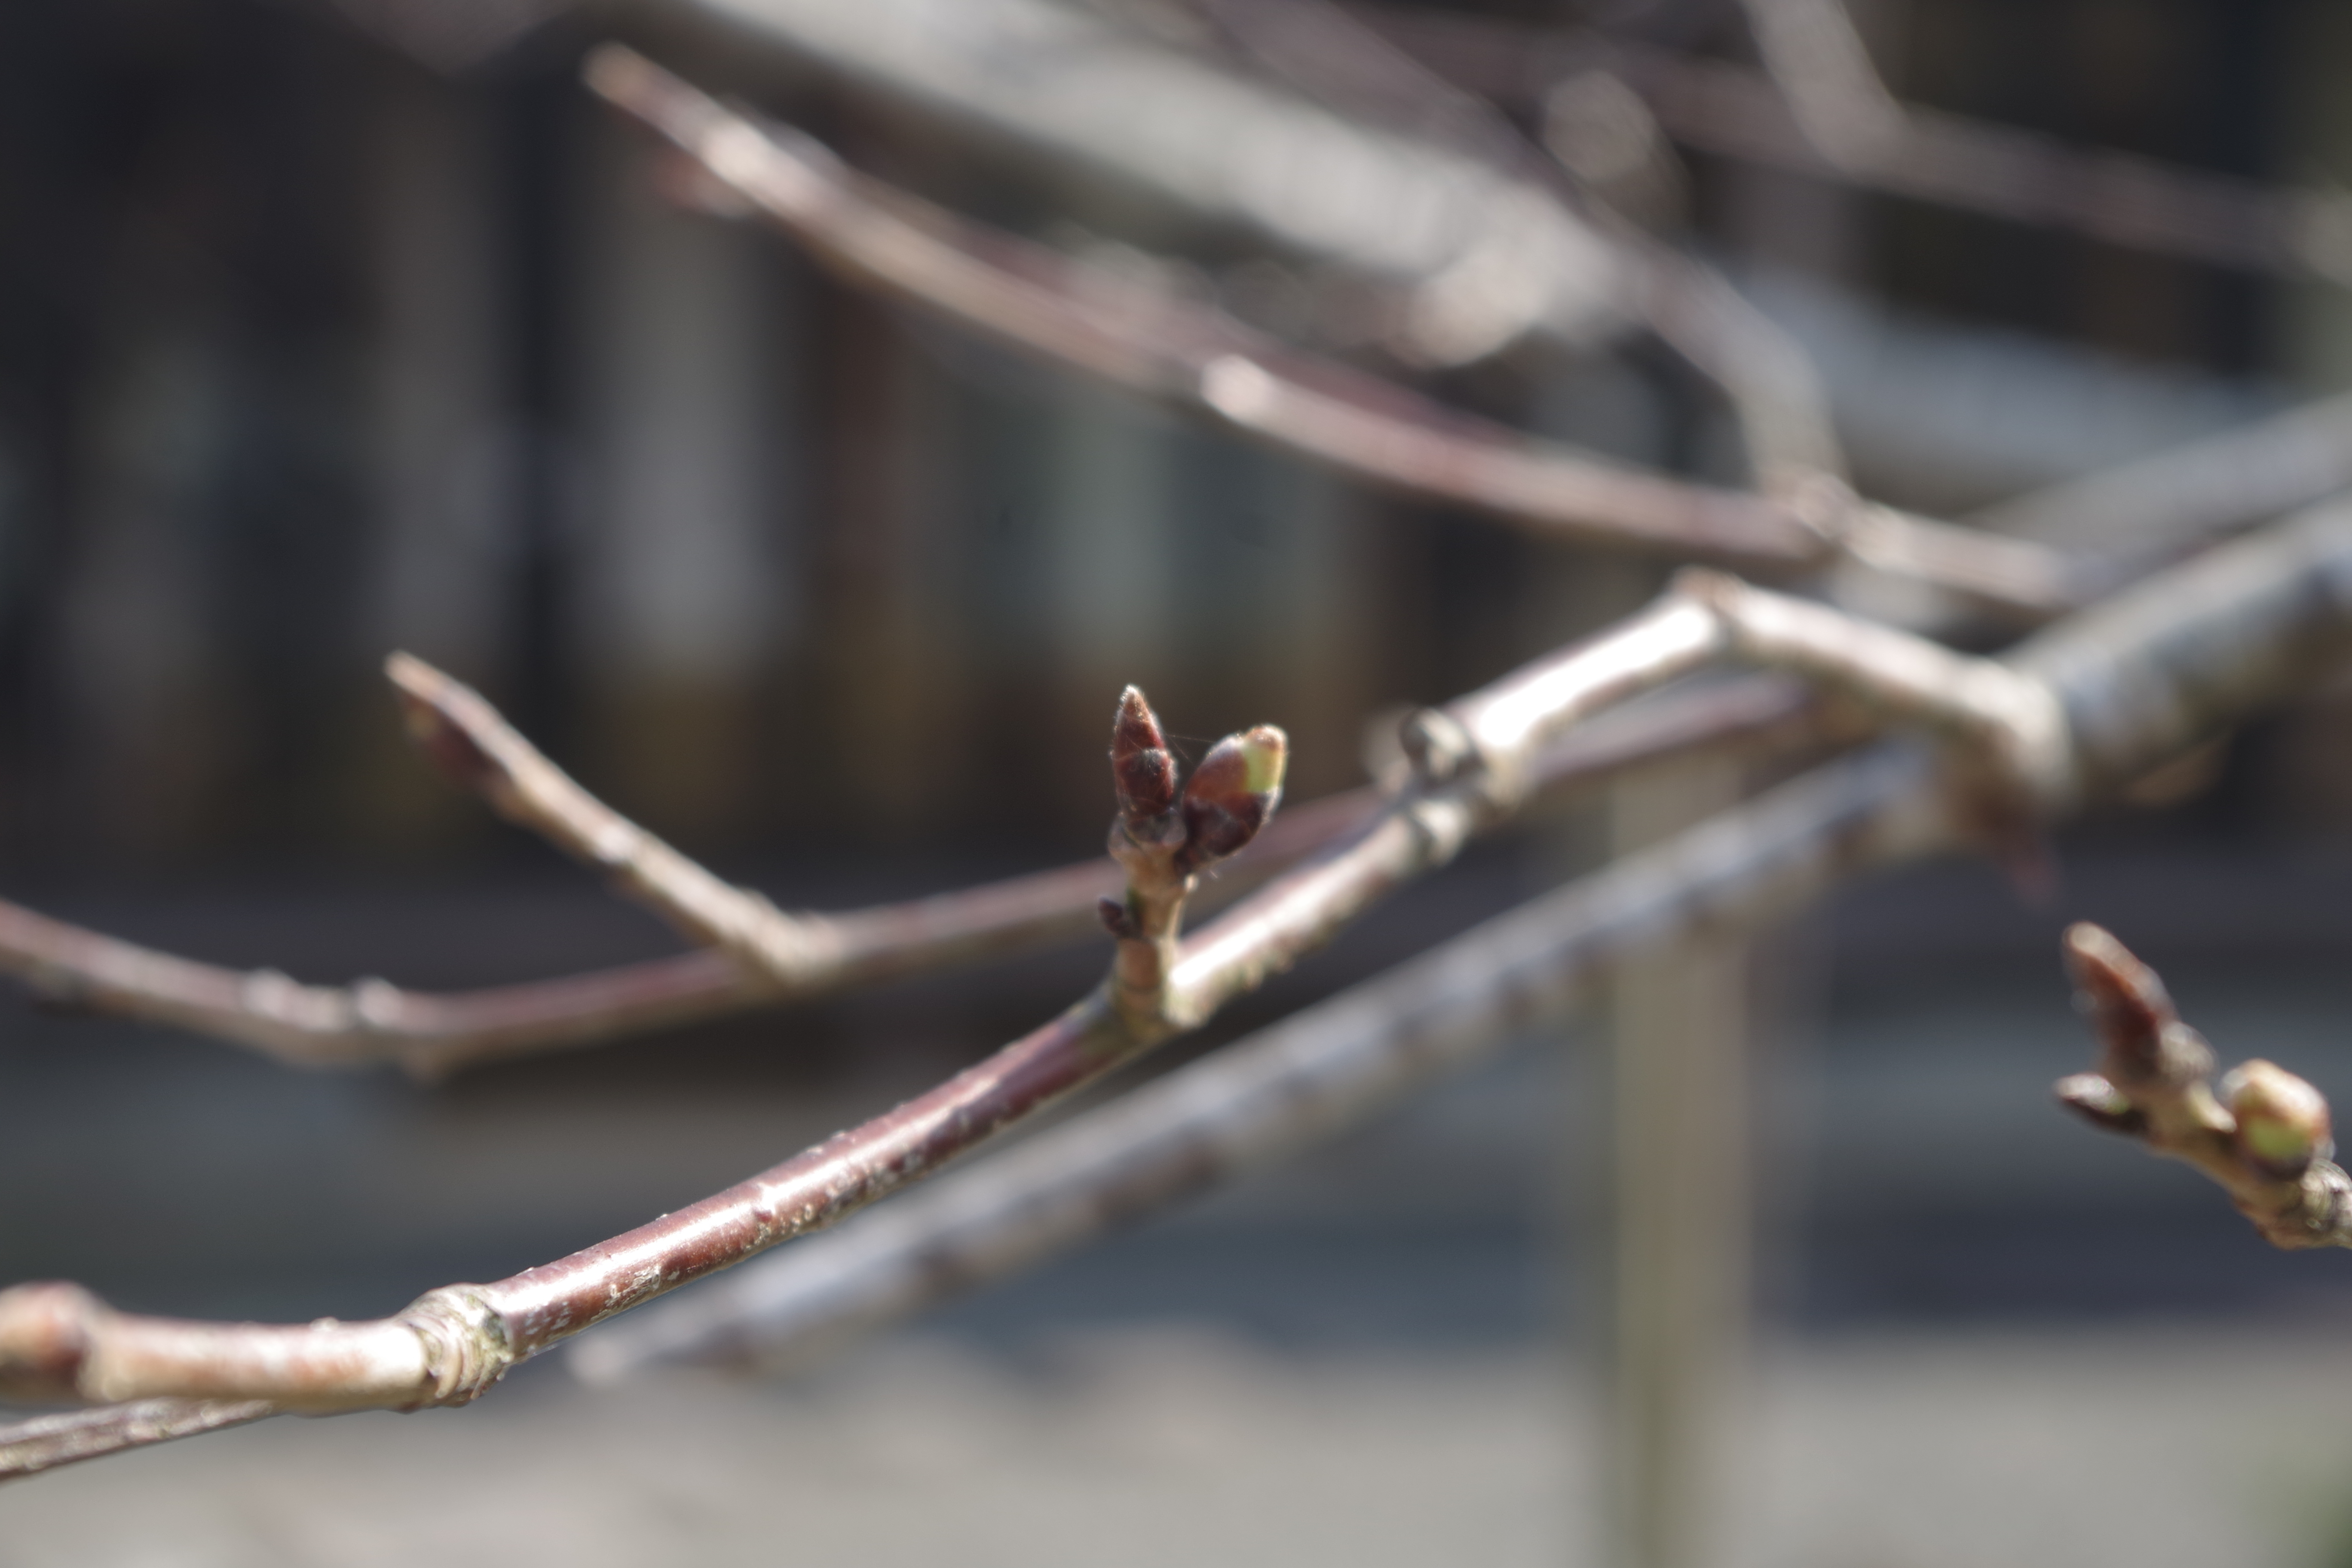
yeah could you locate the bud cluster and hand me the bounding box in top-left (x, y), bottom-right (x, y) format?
top-left (1106, 687), bottom-right (1287, 883)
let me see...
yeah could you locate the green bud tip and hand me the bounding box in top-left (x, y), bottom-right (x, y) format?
top-left (2221, 1059), bottom-right (2333, 1174)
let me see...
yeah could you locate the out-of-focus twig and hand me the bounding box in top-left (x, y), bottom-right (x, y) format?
top-left (1967, 389), bottom-right (2352, 560)
top-left (0, 1398), bottom-right (278, 1482)
top-left (587, 47), bottom-right (2075, 616)
top-left (1158, 0), bottom-right (1846, 480)
top-left (576, 499), bottom-right (2352, 1377)
top-left (0, 676), bottom-right (1819, 1075)
top-left (1734, 0), bottom-right (1902, 171)
top-left (2055, 923), bottom-right (2352, 1250)
top-left (1354, 4), bottom-right (2352, 287)
top-left (386, 653), bottom-right (834, 987)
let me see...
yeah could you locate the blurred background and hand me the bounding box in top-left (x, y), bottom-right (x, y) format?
top-left (9, 0), bottom-right (2352, 1563)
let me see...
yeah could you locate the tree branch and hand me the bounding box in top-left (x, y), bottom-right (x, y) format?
top-left (0, 675), bottom-right (1816, 1075)
top-left (2055, 924), bottom-right (2352, 1250)
top-left (0, 1398), bottom-right (278, 1482)
top-left (22, 491), bottom-right (2352, 1469)
top-left (585, 47), bottom-right (2076, 619)
top-left (386, 652), bottom-right (834, 985)
top-left (1354, 4), bottom-right (2352, 287)
top-left (0, 569), bottom-right (2015, 1458)
top-left (577, 500), bottom-right (2352, 1376)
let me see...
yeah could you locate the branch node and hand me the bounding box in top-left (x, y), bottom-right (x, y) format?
top-left (396, 1286), bottom-right (513, 1408)
top-left (1398, 707), bottom-right (1476, 789)
top-left (0, 1283), bottom-right (101, 1402)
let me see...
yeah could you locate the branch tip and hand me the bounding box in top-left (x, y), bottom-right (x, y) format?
top-left (1179, 725), bottom-right (1288, 872)
top-left (384, 652), bottom-right (502, 795)
top-left (1110, 686), bottom-right (1179, 827)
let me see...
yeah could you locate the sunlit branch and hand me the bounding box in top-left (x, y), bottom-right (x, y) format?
top-left (588, 499), bottom-right (2352, 1375)
top-left (585, 47), bottom-right (2075, 617)
top-left (574, 498), bottom-right (2352, 1377)
top-left (7, 495), bottom-right (2351, 1475)
top-left (0, 574), bottom-right (2012, 1462)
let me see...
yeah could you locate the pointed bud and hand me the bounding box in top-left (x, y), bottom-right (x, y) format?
top-left (385, 652), bottom-right (502, 793)
top-left (2063, 923), bottom-right (2193, 1087)
top-left (1110, 686), bottom-right (1178, 827)
top-left (1178, 724), bottom-right (1287, 872)
top-left (2053, 1072), bottom-right (2147, 1138)
top-left (2220, 1059), bottom-right (2334, 1179)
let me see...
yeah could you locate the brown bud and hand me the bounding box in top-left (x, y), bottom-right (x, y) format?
top-left (2220, 1059), bottom-right (2334, 1179)
top-left (2062, 924), bottom-right (2183, 1086)
top-left (1110, 686), bottom-right (1178, 827)
top-left (1096, 895), bottom-right (1138, 941)
top-left (1178, 725), bottom-right (1287, 872)
top-left (2053, 1072), bottom-right (2147, 1138)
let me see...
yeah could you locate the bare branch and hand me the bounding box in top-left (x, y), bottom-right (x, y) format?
top-left (1159, 0), bottom-right (1845, 480)
top-left (572, 743), bottom-right (1942, 1380)
top-left (1967, 390), bottom-right (2352, 560)
top-left (386, 652), bottom-right (833, 986)
top-left (0, 676), bottom-right (1815, 1075)
top-left (2056, 924), bottom-right (2352, 1250)
top-left (585, 47), bottom-right (2075, 618)
top-left (9, 494), bottom-right (2352, 1470)
top-left (0, 582), bottom-right (1931, 1440)
top-left (1358, 5), bottom-right (2352, 286)
top-left (579, 501), bottom-right (2352, 1376)
top-left (0, 1398), bottom-right (277, 1483)
top-left (1735, 0), bottom-right (1904, 169)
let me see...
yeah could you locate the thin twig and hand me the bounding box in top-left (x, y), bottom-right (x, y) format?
top-left (2055, 924), bottom-right (2352, 1250)
top-left (0, 1398), bottom-right (279, 1482)
top-left (585, 47), bottom-right (2076, 617)
top-left (0, 677), bottom-right (1816, 1075)
top-left (1161, 0), bottom-right (1846, 480)
top-left (386, 653), bottom-right (834, 985)
top-left (1354, 4), bottom-right (2352, 286)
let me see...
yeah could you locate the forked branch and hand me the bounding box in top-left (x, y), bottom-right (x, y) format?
top-left (580, 503), bottom-right (2352, 1377)
top-left (21, 489), bottom-right (2352, 1473)
top-left (0, 674), bottom-right (1819, 1075)
top-left (0, 570), bottom-right (2049, 1472)
top-left (585, 47), bottom-right (2073, 618)
top-left (2055, 923), bottom-right (2352, 1250)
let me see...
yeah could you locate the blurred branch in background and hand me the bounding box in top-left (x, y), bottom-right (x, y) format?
top-left (1354, 0), bottom-right (2352, 288)
top-left (588, 49), bottom-right (2074, 618)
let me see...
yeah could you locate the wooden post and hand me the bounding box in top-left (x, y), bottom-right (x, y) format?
top-left (1602, 756), bottom-right (1751, 1568)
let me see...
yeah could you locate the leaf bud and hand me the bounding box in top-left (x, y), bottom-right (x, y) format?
top-left (2220, 1059), bottom-right (2334, 1179)
top-left (1178, 725), bottom-right (1287, 872)
top-left (1109, 686), bottom-right (1178, 828)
